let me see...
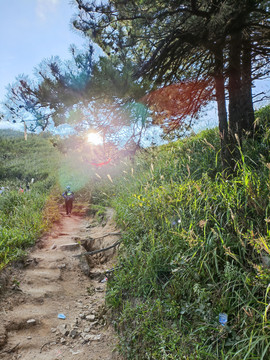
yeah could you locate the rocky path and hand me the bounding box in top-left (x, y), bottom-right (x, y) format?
top-left (0, 209), bottom-right (121, 360)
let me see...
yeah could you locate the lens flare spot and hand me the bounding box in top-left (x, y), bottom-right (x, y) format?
top-left (87, 132), bottom-right (103, 145)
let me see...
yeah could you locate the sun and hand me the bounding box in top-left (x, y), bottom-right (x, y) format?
top-left (87, 132), bottom-right (103, 145)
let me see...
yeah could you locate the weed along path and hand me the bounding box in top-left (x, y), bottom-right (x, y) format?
top-left (0, 208), bottom-right (121, 360)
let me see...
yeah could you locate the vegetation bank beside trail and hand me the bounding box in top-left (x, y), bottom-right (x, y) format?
top-left (87, 105), bottom-right (270, 359)
top-left (0, 133), bottom-right (60, 273)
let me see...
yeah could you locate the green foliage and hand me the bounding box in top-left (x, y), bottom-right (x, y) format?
top-left (4, 46), bottom-right (94, 131)
top-left (82, 106), bottom-right (270, 359)
top-left (91, 55), bottom-right (150, 101)
top-left (87, 204), bottom-right (107, 223)
top-left (0, 134), bottom-right (59, 184)
top-left (0, 190), bottom-right (47, 269)
top-left (0, 134), bottom-right (60, 270)
top-left (253, 104), bottom-right (270, 148)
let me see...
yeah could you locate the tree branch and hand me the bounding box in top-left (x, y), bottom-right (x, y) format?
top-left (74, 240), bottom-right (121, 258)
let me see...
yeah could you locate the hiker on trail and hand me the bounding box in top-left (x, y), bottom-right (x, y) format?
top-left (62, 186), bottom-right (74, 215)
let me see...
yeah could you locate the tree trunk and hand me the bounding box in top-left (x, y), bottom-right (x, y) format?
top-left (24, 121), bottom-right (27, 141)
top-left (213, 47), bottom-right (231, 171)
top-left (228, 30), bottom-right (243, 164)
top-left (241, 34), bottom-right (255, 136)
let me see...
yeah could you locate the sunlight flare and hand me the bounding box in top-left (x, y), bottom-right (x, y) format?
top-left (87, 132), bottom-right (103, 145)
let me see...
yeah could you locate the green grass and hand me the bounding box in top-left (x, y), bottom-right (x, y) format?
top-left (83, 105), bottom-right (270, 359)
top-left (0, 134), bottom-right (60, 271)
top-left (0, 190), bottom-right (46, 268)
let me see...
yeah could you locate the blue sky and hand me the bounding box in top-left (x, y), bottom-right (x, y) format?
top-left (0, 0), bottom-right (85, 104)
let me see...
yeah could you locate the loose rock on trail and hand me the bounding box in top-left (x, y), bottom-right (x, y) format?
top-left (0, 207), bottom-right (121, 360)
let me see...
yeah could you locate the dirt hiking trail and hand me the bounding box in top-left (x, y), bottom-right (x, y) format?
top-left (0, 208), bottom-right (121, 360)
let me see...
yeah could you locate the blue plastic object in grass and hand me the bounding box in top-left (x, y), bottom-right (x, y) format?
top-left (58, 313), bottom-right (66, 320)
top-left (219, 313), bottom-right (228, 326)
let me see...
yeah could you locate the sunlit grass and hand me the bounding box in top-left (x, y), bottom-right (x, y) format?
top-left (86, 106), bottom-right (270, 359)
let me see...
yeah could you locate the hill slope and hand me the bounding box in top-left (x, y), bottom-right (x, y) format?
top-left (88, 105), bottom-right (270, 359)
top-left (0, 135), bottom-right (60, 271)
top-left (0, 129), bottom-right (24, 138)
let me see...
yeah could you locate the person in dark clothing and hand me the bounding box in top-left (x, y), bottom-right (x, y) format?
top-left (62, 186), bottom-right (74, 215)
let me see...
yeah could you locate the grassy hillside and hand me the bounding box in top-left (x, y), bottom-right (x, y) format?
top-left (0, 129), bottom-right (24, 138)
top-left (1, 106), bottom-right (270, 358)
top-left (0, 135), bottom-right (57, 185)
top-left (87, 105), bottom-right (270, 359)
top-left (0, 134), bottom-right (60, 271)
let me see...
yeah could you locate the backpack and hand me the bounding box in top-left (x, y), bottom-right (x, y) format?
top-left (65, 191), bottom-right (74, 201)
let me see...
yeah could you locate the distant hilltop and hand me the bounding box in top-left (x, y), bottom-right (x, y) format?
top-left (0, 128), bottom-right (56, 139)
top-left (0, 128), bottom-right (24, 138)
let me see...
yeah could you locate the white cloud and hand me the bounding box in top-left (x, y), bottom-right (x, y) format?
top-left (36, 0), bottom-right (60, 21)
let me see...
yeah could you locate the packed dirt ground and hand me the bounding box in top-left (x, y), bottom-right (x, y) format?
top-left (0, 206), bottom-right (121, 360)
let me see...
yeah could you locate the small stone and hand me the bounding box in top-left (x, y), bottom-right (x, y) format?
top-left (51, 244), bottom-right (57, 250)
top-left (88, 334), bottom-right (101, 341)
top-left (82, 334), bottom-right (101, 341)
top-left (70, 329), bottom-right (78, 339)
top-left (95, 287), bottom-right (104, 292)
top-left (57, 324), bottom-right (69, 336)
top-left (84, 327), bottom-right (90, 333)
top-left (85, 315), bottom-right (95, 321)
top-left (27, 336), bottom-right (32, 340)
top-left (90, 321), bottom-right (98, 327)
top-left (58, 264), bottom-right (66, 269)
top-left (70, 349), bottom-right (81, 355)
top-left (82, 334), bottom-right (91, 341)
top-left (26, 319), bottom-right (36, 326)
top-left (60, 337), bottom-right (66, 344)
top-left (79, 313), bottom-right (85, 319)
top-left (51, 328), bottom-right (57, 333)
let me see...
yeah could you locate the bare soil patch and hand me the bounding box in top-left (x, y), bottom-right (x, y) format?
top-left (0, 207), bottom-right (121, 360)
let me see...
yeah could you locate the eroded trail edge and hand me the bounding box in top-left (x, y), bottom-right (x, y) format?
top-left (0, 208), bottom-right (120, 360)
